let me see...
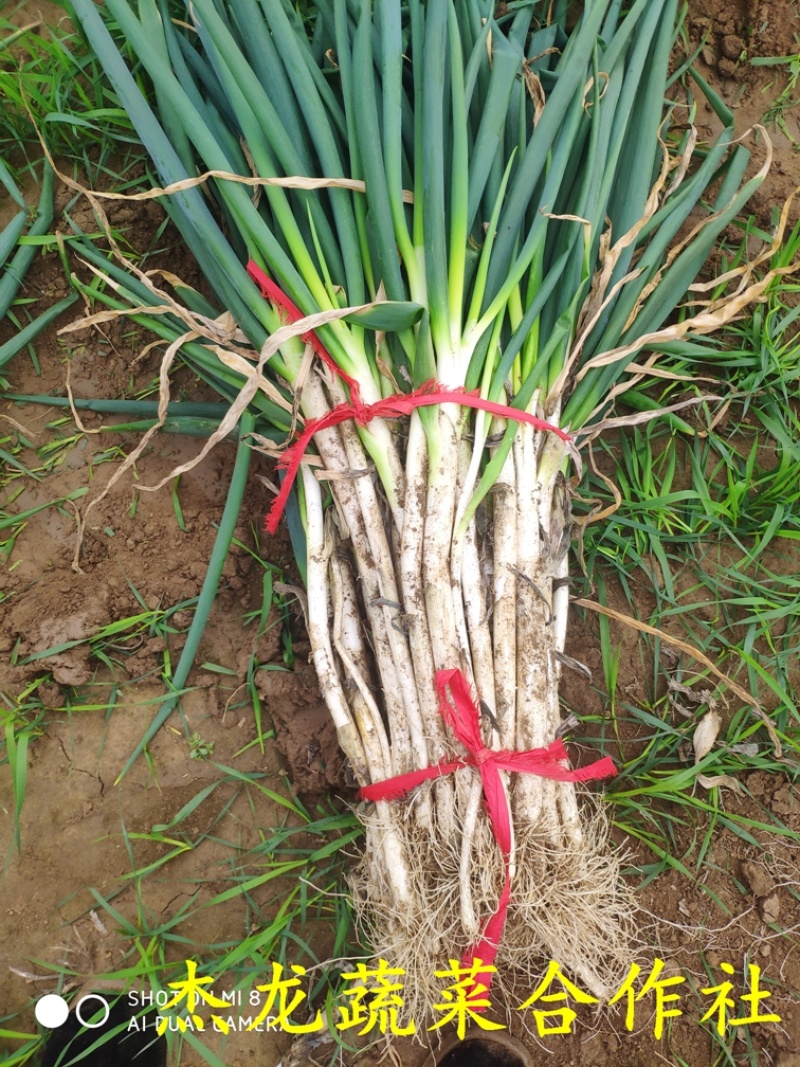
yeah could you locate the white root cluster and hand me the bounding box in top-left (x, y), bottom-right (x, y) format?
top-left (297, 382), bottom-right (634, 1019)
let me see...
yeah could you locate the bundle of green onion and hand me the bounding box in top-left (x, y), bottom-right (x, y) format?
top-left (69, 0), bottom-right (767, 1008)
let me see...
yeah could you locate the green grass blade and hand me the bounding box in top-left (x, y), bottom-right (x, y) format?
top-left (114, 412), bottom-right (255, 782)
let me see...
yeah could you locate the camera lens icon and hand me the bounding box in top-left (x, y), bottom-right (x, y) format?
top-left (74, 994), bottom-right (111, 1028)
top-left (36, 993), bottom-right (111, 1030)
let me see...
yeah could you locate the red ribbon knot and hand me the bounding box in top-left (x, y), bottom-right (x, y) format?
top-left (360, 669), bottom-right (617, 1000)
top-left (246, 262), bottom-right (573, 535)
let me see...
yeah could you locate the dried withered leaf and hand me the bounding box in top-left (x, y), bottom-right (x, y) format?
top-left (696, 773), bottom-right (743, 794)
top-left (555, 713), bottom-right (581, 740)
top-left (693, 709), bottom-right (722, 763)
top-left (553, 650), bottom-right (592, 680)
top-left (729, 741), bottom-right (759, 757)
top-left (662, 648), bottom-right (718, 718)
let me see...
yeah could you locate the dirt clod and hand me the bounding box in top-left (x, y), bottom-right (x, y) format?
top-left (760, 893), bottom-right (781, 925)
top-left (742, 860), bottom-right (777, 898)
top-left (720, 34), bottom-right (745, 59)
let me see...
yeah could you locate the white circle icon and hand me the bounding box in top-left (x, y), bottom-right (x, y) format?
top-left (35, 994), bottom-right (70, 1029)
top-left (75, 994), bottom-right (111, 1029)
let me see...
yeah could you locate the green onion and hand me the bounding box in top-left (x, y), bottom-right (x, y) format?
top-left (70, 0), bottom-right (769, 1008)
top-left (0, 165), bottom-right (55, 321)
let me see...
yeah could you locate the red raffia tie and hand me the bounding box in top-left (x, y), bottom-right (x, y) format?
top-left (246, 262), bottom-right (573, 535)
top-left (360, 669), bottom-right (617, 1002)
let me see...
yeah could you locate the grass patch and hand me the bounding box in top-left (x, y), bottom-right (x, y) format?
top-left (576, 213), bottom-right (800, 878)
top-left (0, 6), bottom-right (145, 178)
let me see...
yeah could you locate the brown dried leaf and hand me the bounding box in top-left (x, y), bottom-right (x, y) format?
top-left (55, 160), bottom-right (415, 205)
top-left (555, 712), bottom-right (581, 739)
top-left (212, 348), bottom-right (293, 411)
top-left (693, 709), bottom-right (722, 763)
top-left (577, 394), bottom-right (723, 440)
top-left (696, 773), bottom-right (743, 794)
top-left (729, 742), bottom-right (759, 758)
top-left (553, 651), bottom-right (592, 680)
top-left (522, 61), bottom-right (546, 126)
top-left (59, 299), bottom-right (174, 332)
top-left (663, 646), bottom-right (715, 714)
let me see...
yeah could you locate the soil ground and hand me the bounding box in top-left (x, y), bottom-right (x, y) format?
top-left (2, 2), bottom-right (800, 1065)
